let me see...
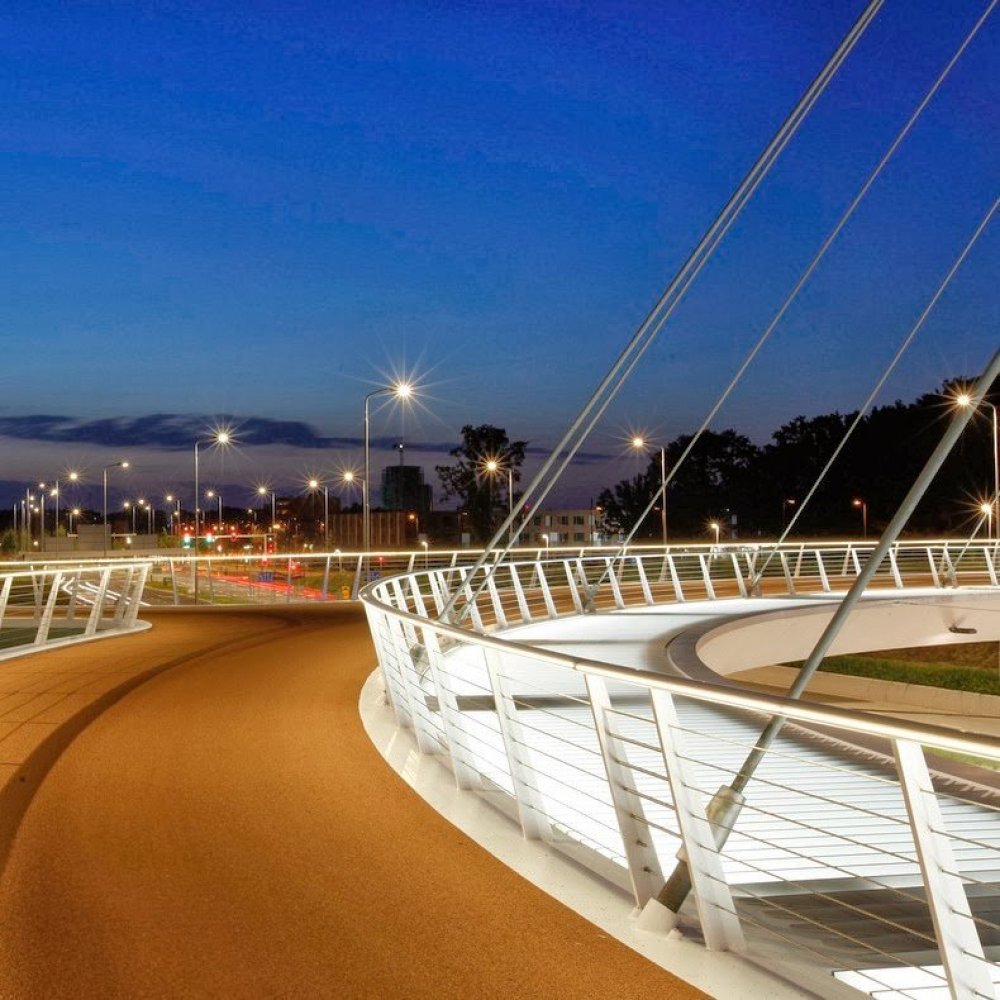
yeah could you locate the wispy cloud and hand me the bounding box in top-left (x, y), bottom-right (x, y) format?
top-left (0, 413), bottom-right (613, 462)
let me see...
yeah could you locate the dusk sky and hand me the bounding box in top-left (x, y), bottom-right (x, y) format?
top-left (1, 1), bottom-right (996, 508)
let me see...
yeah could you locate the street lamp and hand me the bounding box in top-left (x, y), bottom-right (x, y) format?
top-left (955, 391), bottom-right (999, 540)
top-left (631, 436), bottom-right (668, 546)
top-left (102, 461), bottom-right (129, 556)
top-left (68, 508), bottom-right (81, 533)
top-left (420, 538), bottom-right (429, 568)
top-left (194, 431), bottom-right (231, 551)
top-left (709, 521), bottom-right (721, 546)
top-left (852, 498), bottom-right (868, 539)
top-left (166, 494), bottom-right (181, 535)
top-left (123, 500), bottom-right (137, 535)
top-left (206, 490), bottom-right (223, 532)
top-left (140, 500), bottom-right (153, 534)
top-left (342, 470), bottom-right (367, 552)
top-left (781, 497), bottom-right (796, 531)
top-left (363, 381), bottom-right (413, 554)
top-left (308, 478), bottom-right (330, 549)
top-left (482, 457), bottom-right (515, 544)
top-left (49, 470), bottom-right (80, 539)
top-left (256, 485), bottom-right (276, 553)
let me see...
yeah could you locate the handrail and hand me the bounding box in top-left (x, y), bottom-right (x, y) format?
top-left (361, 569), bottom-right (1000, 761)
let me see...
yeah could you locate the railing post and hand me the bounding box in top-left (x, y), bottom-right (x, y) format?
top-left (321, 556), bottom-right (331, 600)
top-left (483, 648), bottom-right (553, 840)
top-left (421, 628), bottom-right (484, 791)
top-left (533, 562), bottom-right (558, 619)
top-left (814, 549), bottom-right (831, 592)
top-left (33, 570), bottom-right (64, 645)
top-left (112, 567), bottom-right (135, 626)
top-left (380, 607), bottom-right (440, 752)
top-left (584, 674), bottom-right (663, 908)
top-left (169, 558), bottom-right (179, 605)
top-left (65, 572), bottom-right (80, 623)
top-left (507, 564), bottom-right (532, 623)
top-left (697, 553), bottom-right (716, 600)
top-left (85, 568), bottom-right (112, 636)
top-left (649, 689), bottom-right (744, 951)
top-left (0, 575), bottom-right (12, 630)
top-left (484, 571), bottom-right (507, 629)
top-left (892, 738), bottom-right (993, 1000)
top-left (125, 563), bottom-right (149, 628)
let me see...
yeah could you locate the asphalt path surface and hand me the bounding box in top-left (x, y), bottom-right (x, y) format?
top-left (0, 607), bottom-right (703, 999)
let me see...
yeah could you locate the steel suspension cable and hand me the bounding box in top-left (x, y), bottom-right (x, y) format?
top-left (750, 193), bottom-right (998, 590)
top-left (437, 0), bottom-right (885, 623)
top-left (659, 345), bottom-right (1000, 914)
top-left (591, 0), bottom-right (996, 600)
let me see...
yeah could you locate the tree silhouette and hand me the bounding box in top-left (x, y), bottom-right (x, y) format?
top-left (436, 425), bottom-right (527, 542)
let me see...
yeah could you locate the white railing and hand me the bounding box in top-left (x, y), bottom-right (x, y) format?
top-left (361, 552), bottom-right (1000, 999)
top-left (0, 560), bottom-right (151, 659)
top-left (17, 536), bottom-right (997, 607)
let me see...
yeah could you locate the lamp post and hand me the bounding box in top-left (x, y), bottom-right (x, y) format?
top-left (342, 471), bottom-right (366, 551)
top-left (308, 478), bottom-right (330, 549)
top-left (102, 461), bottom-right (129, 556)
top-left (194, 432), bottom-right (230, 550)
top-left (48, 471), bottom-right (79, 539)
top-left (781, 497), bottom-right (796, 531)
top-left (852, 497), bottom-right (868, 539)
top-left (206, 490), bottom-right (223, 533)
top-left (36, 483), bottom-right (48, 552)
top-left (631, 436), bottom-right (668, 546)
top-left (709, 520), bottom-right (721, 546)
top-left (955, 392), bottom-right (999, 540)
top-left (980, 501), bottom-right (994, 539)
top-left (193, 432), bottom-right (230, 602)
top-left (363, 382), bottom-right (413, 556)
top-left (166, 494), bottom-right (181, 535)
top-left (420, 538), bottom-right (428, 568)
top-left (68, 508), bottom-right (80, 533)
top-left (256, 486), bottom-right (276, 553)
top-left (483, 457), bottom-right (515, 545)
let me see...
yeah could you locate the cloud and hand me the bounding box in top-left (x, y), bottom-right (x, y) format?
top-left (0, 413), bottom-right (612, 462)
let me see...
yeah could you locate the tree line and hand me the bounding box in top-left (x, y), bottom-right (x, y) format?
top-left (596, 378), bottom-right (998, 540)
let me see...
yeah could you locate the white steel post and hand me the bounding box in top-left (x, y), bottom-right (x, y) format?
top-left (585, 674), bottom-right (664, 907)
top-left (0, 575), bottom-right (13, 630)
top-left (893, 739), bottom-right (992, 1000)
top-left (125, 564), bottom-right (149, 628)
top-left (85, 568), bottom-right (112, 636)
top-left (483, 647), bottom-right (552, 840)
top-left (422, 628), bottom-right (484, 791)
top-left (34, 571), bottom-right (64, 645)
top-left (650, 689), bottom-right (745, 951)
top-left (112, 567), bottom-right (135, 626)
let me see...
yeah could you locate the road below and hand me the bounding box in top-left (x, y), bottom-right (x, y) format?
top-left (0, 606), bottom-right (701, 999)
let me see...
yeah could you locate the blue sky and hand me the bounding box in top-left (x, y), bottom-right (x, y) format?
top-left (0, 1), bottom-right (996, 507)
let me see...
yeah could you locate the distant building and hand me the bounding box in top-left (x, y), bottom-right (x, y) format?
top-left (381, 465), bottom-right (433, 514)
top-left (525, 508), bottom-right (600, 546)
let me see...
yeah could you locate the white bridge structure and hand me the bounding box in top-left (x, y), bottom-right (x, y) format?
top-left (361, 540), bottom-right (1000, 999)
top-left (0, 560), bottom-right (150, 661)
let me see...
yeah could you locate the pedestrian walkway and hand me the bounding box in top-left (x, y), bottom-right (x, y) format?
top-left (0, 607), bottom-right (705, 998)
